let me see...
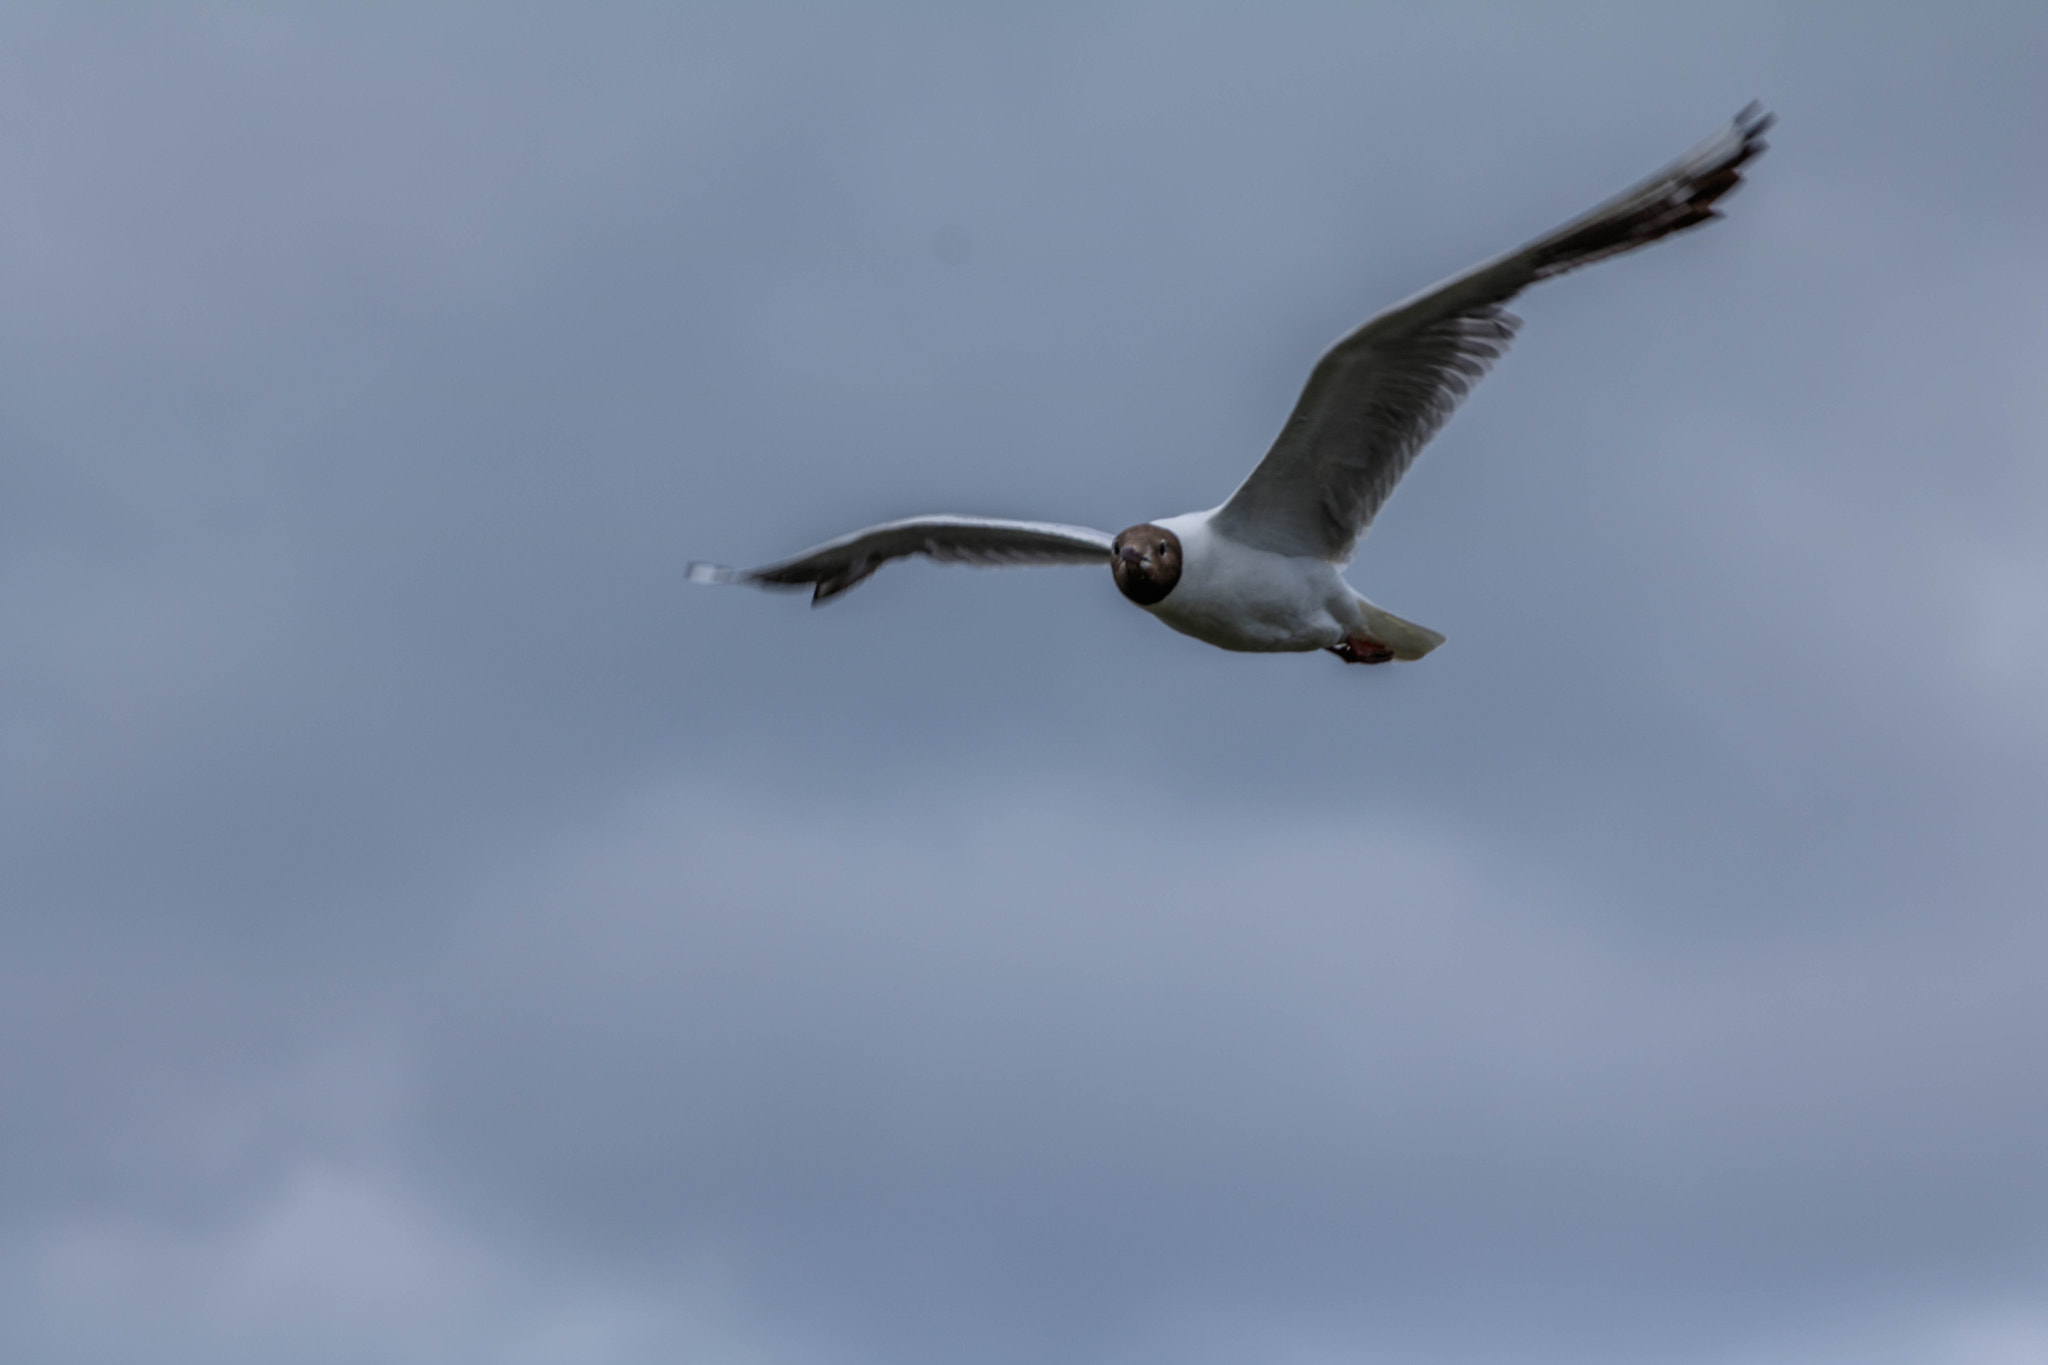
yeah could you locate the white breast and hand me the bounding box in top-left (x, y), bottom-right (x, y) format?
top-left (1141, 512), bottom-right (1355, 653)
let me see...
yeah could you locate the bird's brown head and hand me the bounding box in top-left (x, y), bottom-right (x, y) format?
top-left (1110, 523), bottom-right (1182, 606)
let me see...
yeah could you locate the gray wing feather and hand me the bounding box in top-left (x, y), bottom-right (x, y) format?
top-left (688, 515), bottom-right (1115, 605)
top-left (1212, 103), bottom-right (1773, 563)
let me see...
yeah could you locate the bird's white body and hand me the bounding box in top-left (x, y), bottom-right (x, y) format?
top-left (1144, 512), bottom-right (1353, 652)
top-left (1146, 511), bottom-right (1444, 658)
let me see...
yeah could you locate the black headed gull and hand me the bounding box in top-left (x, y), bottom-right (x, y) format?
top-left (691, 106), bottom-right (1772, 665)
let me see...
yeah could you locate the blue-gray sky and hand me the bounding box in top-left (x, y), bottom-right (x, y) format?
top-left (3, 5), bottom-right (2046, 1363)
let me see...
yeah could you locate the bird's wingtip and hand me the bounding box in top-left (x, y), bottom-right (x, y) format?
top-left (686, 561), bottom-right (740, 586)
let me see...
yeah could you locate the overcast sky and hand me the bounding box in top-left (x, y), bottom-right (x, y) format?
top-left (3, 5), bottom-right (2046, 1363)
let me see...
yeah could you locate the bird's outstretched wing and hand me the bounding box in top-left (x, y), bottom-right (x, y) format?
top-left (688, 514), bottom-right (1115, 605)
top-left (1212, 103), bottom-right (1773, 563)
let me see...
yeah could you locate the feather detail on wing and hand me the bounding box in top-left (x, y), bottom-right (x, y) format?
top-left (1212, 103), bottom-right (1773, 563)
top-left (687, 515), bottom-right (1116, 605)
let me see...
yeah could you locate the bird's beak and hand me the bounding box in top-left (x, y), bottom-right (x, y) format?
top-left (1118, 544), bottom-right (1144, 568)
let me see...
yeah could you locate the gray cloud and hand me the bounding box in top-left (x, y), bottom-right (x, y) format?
top-left (2, 4), bottom-right (2045, 1363)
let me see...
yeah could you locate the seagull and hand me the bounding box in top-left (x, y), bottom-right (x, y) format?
top-left (690, 105), bottom-right (1772, 665)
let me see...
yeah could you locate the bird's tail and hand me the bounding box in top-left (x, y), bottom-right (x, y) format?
top-left (1357, 598), bottom-right (1446, 661)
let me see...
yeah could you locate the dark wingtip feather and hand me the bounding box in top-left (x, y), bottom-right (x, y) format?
top-left (809, 558), bottom-right (884, 605)
top-left (1528, 103), bottom-right (1774, 280)
top-left (1731, 103), bottom-right (1775, 162)
top-left (691, 559), bottom-right (816, 596)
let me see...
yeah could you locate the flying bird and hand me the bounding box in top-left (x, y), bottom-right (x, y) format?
top-left (690, 105), bottom-right (1772, 665)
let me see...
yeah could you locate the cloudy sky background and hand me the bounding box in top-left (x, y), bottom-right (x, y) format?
top-left (3, 4), bottom-right (2045, 1362)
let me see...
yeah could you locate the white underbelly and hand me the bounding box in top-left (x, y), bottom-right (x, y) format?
top-left (1145, 538), bottom-right (1348, 653)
